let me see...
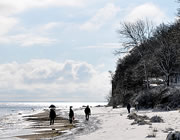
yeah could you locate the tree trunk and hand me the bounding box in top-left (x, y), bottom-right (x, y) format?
top-left (167, 74), bottom-right (170, 86)
top-left (143, 61), bottom-right (149, 89)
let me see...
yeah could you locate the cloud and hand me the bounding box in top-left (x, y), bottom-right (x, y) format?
top-left (39, 22), bottom-right (60, 31)
top-left (0, 59), bottom-right (110, 101)
top-left (0, 21), bottom-right (62, 47)
top-left (80, 43), bottom-right (123, 49)
top-left (12, 34), bottom-right (56, 47)
top-left (0, 21), bottom-right (79, 47)
top-left (0, 0), bottom-right (85, 46)
top-left (80, 3), bottom-right (120, 31)
top-left (0, 0), bottom-right (86, 16)
top-left (0, 1), bottom-right (120, 47)
top-left (0, 33), bottom-right (56, 47)
top-left (0, 16), bottom-right (19, 35)
top-left (124, 3), bottom-right (168, 24)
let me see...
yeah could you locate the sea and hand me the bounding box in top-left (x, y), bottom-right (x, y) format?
top-left (0, 101), bottom-right (107, 140)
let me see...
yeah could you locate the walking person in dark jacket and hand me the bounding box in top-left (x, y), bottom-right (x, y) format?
top-left (49, 108), bottom-right (56, 125)
top-left (69, 106), bottom-right (74, 124)
top-left (127, 103), bottom-right (131, 114)
top-left (84, 105), bottom-right (91, 121)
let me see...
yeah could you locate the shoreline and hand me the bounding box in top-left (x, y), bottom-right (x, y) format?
top-left (15, 106), bottom-right (102, 140)
top-left (0, 102), bottom-right (107, 140)
top-left (14, 106), bottom-right (180, 140)
top-left (16, 109), bottom-right (76, 140)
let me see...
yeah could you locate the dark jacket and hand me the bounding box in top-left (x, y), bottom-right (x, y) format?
top-left (49, 109), bottom-right (56, 119)
top-left (127, 103), bottom-right (131, 109)
top-left (69, 108), bottom-right (74, 118)
top-left (85, 107), bottom-right (91, 115)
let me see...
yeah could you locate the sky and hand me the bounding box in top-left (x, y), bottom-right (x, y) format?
top-left (0, 0), bottom-right (178, 102)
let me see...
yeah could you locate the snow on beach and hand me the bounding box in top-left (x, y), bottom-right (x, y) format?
top-left (72, 107), bottom-right (180, 140)
top-left (40, 106), bottom-right (180, 140)
top-left (1, 103), bottom-right (180, 140)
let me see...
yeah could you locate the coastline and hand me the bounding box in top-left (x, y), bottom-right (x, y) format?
top-left (75, 107), bottom-right (180, 140)
top-left (16, 109), bottom-right (76, 140)
top-left (15, 106), bottom-right (102, 140)
top-left (14, 106), bottom-right (180, 140)
top-left (0, 101), bottom-right (106, 140)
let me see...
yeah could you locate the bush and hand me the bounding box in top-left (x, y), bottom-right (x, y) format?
top-left (166, 131), bottom-right (180, 140)
top-left (150, 115), bottom-right (163, 123)
top-left (110, 85), bottom-right (180, 110)
top-left (128, 113), bottom-right (138, 120)
top-left (135, 92), bottom-right (157, 109)
top-left (128, 113), bottom-right (151, 125)
top-left (134, 87), bottom-right (180, 110)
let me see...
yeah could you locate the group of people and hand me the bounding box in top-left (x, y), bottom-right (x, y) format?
top-left (49, 103), bottom-right (136, 125)
top-left (69, 105), bottom-right (91, 123)
top-left (49, 105), bottom-right (91, 125)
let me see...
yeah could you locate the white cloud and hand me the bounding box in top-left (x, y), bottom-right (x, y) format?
top-left (80, 3), bottom-right (120, 31)
top-left (11, 34), bottom-right (56, 47)
top-left (124, 3), bottom-right (168, 24)
top-left (0, 0), bottom-right (85, 46)
top-left (0, 59), bottom-right (110, 101)
top-left (0, 21), bottom-right (63, 47)
top-left (0, 16), bottom-right (19, 35)
top-left (0, 21), bottom-right (79, 47)
top-left (40, 22), bottom-right (60, 31)
top-left (81, 43), bottom-right (123, 49)
top-left (0, 0), bottom-right (86, 16)
top-left (0, 33), bottom-right (56, 47)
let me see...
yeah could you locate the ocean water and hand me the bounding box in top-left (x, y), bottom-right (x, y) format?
top-left (0, 101), bottom-right (107, 139)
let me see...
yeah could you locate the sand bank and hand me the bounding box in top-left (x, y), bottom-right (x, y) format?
top-left (17, 109), bottom-right (75, 140)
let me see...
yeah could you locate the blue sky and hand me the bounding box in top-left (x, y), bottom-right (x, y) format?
top-left (0, 0), bottom-right (178, 101)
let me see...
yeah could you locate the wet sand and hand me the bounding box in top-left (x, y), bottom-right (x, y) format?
top-left (17, 110), bottom-right (76, 140)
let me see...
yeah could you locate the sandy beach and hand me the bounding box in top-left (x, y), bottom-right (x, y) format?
top-left (16, 109), bottom-right (76, 140)
top-left (74, 107), bottom-right (180, 140)
top-left (13, 106), bottom-right (180, 140)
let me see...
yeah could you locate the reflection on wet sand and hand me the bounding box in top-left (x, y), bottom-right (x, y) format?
top-left (17, 109), bottom-right (76, 140)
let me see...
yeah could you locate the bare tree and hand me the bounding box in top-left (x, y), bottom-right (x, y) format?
top-left (152, 24), bottom-right (178, 86)
top-left (117, 19), bottom-right (154, 89)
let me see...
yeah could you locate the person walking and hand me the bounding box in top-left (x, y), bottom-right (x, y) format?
top-left (49, 108), bottom-right (56, 125)
top-left (84, 105), bottom-right (91, 121)
top-left (127, 103), bottom-right (131, 114)
top-left (69, 106), bottom-right (74, 124)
